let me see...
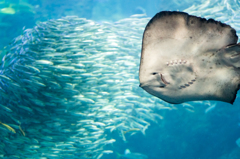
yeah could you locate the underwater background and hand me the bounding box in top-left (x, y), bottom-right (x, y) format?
top-left (0, 0), bottom-right (240, 159)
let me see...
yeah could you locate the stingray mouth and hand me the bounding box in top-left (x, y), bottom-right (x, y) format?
top-left (151, 72), bottom-right (170, 88)
top-left (160, 74), bottom-right (169, 85)
top-left (139, 72), bottom-right (171, 88)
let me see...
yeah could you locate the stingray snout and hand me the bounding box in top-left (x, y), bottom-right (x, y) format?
top-left (139, 72), bottom-right (166, 88)
top-left (139, 83), bottom-right (145, 87)
top-left (139, 81), bottom-right (151, 88)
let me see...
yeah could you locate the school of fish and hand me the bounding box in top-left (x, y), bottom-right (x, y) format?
top-left (0, 14), bottom-right (171, 159)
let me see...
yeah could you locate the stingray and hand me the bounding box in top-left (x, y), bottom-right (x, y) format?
top-left (139, 11), bottom-right (240, 104)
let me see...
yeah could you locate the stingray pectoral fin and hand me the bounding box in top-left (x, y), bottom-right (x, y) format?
top-left (222, 45), bottom-right (240, 67)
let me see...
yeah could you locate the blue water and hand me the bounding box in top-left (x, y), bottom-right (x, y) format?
top-left (1, 0), bottom-right (240, 159)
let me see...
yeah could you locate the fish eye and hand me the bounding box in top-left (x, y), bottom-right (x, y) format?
top-left (152, 72), bottom-right (158, 75)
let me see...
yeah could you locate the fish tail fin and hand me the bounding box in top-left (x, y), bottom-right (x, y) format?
top-left (142, 124), bottom-right (150, 135)
top-left (116, 152), bottom-right (121, 159)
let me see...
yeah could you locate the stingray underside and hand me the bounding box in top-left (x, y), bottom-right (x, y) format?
top-left (139, 11), bottom-right (240, 104)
